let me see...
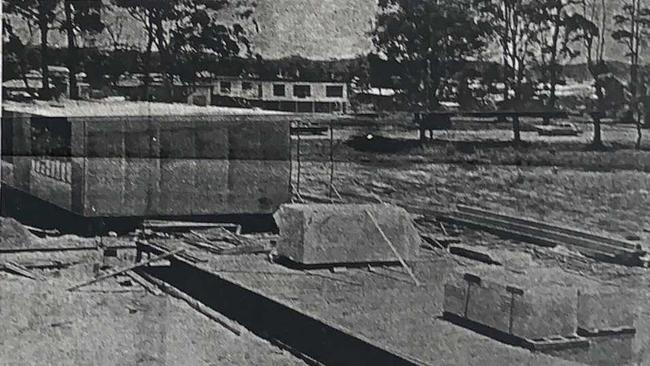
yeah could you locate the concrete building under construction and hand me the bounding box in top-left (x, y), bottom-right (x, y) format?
top-left (1, 101), bottom-right (293, 219)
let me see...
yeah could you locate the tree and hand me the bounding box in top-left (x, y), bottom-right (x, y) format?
top-left (531, 0), bottom-right (583, 110)
top-left (373, 0), bottom-right (489, 111)
top-left (476, 0), bottom-right (541, 109)
top-left (566, 0), bottom-right (609, 147)
top-left (4, 0), bottom-right (60, 99)
top-left (612, 0), bottom-right (650, 149)
top-left (2, 19), bottom-right (39, 98)
top-left (114, 0), bottom-right (254, 101)
top-left (62, 0), bottom-right (104, 99)
top-left (169, 1), bottom-right (253, 83)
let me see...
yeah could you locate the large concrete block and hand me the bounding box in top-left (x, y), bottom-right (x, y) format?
top-left (192, 159), bottom-right (229, 215)
top-left (158, 159), bottom-right (197, 215)
top-left (443, 274), bottom-right (578, 340)
top-left (159, 121), bottom-right (196, 158)
top-left (123, 158), bottom-right (161, 215)
top-left (195, 122), bottom-right (229, 159)
top-left (467, 279), bottom-right (512, 333)
top-left (274, 204), bottom-right (420, 265)
top-left (577, 290), bottom-right (636, 331)
top-left (510, 287), bottom-right (578, 339)
top-left (228, 122), bottom-right (262, 160)
top-left (227, 160), bottom-right (290, 214)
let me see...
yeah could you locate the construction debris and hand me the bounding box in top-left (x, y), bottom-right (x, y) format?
top-left (421, 234), bottom-right (460, 248)
top-left (67, 248), bottom-right (185, 291)
top-left (448, 245), bottom-right (501, 265)
top-left (143, 220), bottom-right (241, 234)
top-left (125, 271), bottom-right (164, 296)
top-left (1, 261), bottom-right (42, 280)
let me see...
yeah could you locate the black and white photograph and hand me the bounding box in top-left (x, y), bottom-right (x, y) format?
top-left (1, 0), bottom-right (649, 365)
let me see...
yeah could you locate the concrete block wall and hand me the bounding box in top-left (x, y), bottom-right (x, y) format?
top-left (3, 110), bottom-right (292, 217)
top-left (443, 274), bottom-right (638, 366)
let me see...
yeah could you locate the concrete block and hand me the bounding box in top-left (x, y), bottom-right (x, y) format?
top-left (85, 120), bottom-right (125, 158)
top-left (577, 290), bottom-right (636, 331)
top-left (228, 122), bottom-right (262, 160)
top-left (123, 158), bottom-right (160, 216)
top-left (274, 203), bottom-right (420, 265)
top-left (195, 122), bottom-right (229, 159)
top-left (159, 122), bottom-right (196, 158)
top-left (228, 160), bottom-right (290, 214)
top-left (158, 159), bottom-right (197, 215)
top-left (259, 121), bottom-right (291, 160)
top-left (443, 281), bottom-right (468, 317)
top-left (192, 159), bottom-right (229, 215)
top-left (442, 274), bottom-right (579, 340)
top-left (467, 280), bottom-right (512, 333)
top-left (510, 287), bottom-right (578, 339)
top-left (124, 119), bottom-right (156, 158)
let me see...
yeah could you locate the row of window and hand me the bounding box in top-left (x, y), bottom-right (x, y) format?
top-left (217, 82), bottom-right (344, 98)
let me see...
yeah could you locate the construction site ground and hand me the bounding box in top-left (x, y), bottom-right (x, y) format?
top-left (2, 117), bottom-right (650, 365)
top-left (0, 245), bottom-right (308, 366)
top-left (293, 118), bottom-right (650, 364)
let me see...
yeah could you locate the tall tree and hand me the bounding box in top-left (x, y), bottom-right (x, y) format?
top-left (114, 0), bottom-right (255, 101)
top-left (4, 0), bottom-right (60, 99)
top-left (566, 0), bottom-right (609, 146)
top-left (612, 0), bottom-right (650, 149)
top-left (531, 0), bottom-right (583, 109)
top-left (476, 0), bottom-right (541, 109)
top-left (373, 0), bottom-right (489, 111)
top-left (62, 0), bottom-right (104, 99)
top-left (3, 19), bottom-right (39, 97)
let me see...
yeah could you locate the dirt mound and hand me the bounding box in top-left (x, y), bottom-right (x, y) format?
top-left (0, 217), bottom-right (38, 249)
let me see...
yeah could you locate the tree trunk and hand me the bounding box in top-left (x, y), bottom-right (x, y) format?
top-left (65, 0), bottom-right (79, 99)
top-left (548, 11), bottom-right (561, 111)
top-left (39, 21), bottom-right (50, 100)
top-left (592, 115), bottom-right (602, 147)
top-left (142, 14), bottom-right (154, 101)
top-left (155, 17), bottom-right (172, 102)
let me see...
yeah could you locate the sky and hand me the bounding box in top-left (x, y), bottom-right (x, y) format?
top-left (4, 0), bottom-right (641, 62)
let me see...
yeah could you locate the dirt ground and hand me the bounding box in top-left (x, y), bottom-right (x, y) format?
top-left (0, 249), bottom-right (307, 366)
top-left (2, 117), bottom-right (650, 365)
top-left (290, 120), bottom-right (650, 365)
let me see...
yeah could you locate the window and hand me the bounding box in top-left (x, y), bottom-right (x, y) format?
top-left (242, 82), bottom-right (252, 90)
top-left (273, 84), bottom-right (285, 96)
top-left (293, 85), bottom-right (311, 98)
top-left (326, 85), bottom-right (344, 98)
top-left (220, 81), bottom-right (231, 94)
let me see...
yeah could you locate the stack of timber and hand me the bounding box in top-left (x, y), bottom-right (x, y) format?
top-left (432, 205), bottom-right (645, 266)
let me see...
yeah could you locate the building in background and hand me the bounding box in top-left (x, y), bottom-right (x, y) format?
top-left (190, 77), bottom-right (349, 113)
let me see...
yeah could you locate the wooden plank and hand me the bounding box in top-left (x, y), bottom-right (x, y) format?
top-left (66, 248), bottom-right (185, 291)
top-left (147, 241), bottom-right (207, 263)
top-left (0, 244), bottom-right (135, 254)
top-left (365, 209), bottom-right (420, 287)
top-left (125, 270), bottom-right (163, 296)
top-left (2, 261), bottom-right (42, 280)
top-left (143, 220), bottom-right (240, 233)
